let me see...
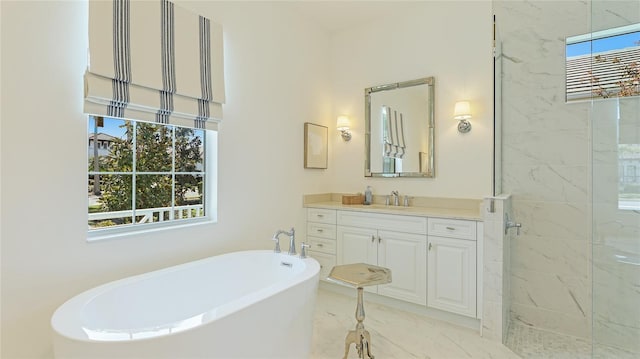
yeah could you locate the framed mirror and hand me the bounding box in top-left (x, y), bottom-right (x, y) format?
top-left (365, 77), bottom-right (435, 177)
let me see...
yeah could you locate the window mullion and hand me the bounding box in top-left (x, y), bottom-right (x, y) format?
top-left (202, 130), bottom-right (206, 216)
top-left (171, 126), bottom-right (176, 221)
top-left (131, 122), bottom-right (137, 225)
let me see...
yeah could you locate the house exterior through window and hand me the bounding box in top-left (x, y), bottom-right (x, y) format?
top-left (88, 116), bottom-right (209, 233)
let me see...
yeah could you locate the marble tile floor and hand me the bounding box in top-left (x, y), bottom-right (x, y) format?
top-left (310, 288), bottom-right (519, 359)
top-left (505, 322), bottom-right (639, 359)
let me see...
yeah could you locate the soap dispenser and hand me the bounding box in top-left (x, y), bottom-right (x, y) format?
top-left (364, 186), bottom-right (372, 205)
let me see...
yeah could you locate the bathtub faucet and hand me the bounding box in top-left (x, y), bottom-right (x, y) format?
top-left (273, 227), bottom-right (296, 255)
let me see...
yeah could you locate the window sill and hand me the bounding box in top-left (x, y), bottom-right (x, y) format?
top-left (87, 217), bottom-right (216, 243)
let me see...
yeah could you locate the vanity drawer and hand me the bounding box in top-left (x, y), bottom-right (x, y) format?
top-left (307, 208), bottom-right (337, 224)
top-left (307, 222), bottom-right (336, 240)
top-left (427, 218), bottom-right (477, 240)
top-left (337, 211), bottom-right (427, 235)
top-left (310, 251), bottom-right (336, 281)
top-left (308, 236), bottom-right (336, 255)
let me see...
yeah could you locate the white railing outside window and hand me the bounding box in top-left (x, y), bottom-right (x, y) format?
top-left (88, 204), bottom-right (205, 225)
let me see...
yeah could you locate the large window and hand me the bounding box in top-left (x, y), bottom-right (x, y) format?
top-left (88, 116), bottom-right (210, 233)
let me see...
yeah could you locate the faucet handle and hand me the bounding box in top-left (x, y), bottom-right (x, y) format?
top-left (504, 214), bottom-right (522, 236)
top-left (300, 242), bottom-right (311, 259)
top-left (272, 235), bottom-right (281, 253)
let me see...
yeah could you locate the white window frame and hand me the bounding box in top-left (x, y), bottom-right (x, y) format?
top-left (87, 117), bottom-right (217, 242)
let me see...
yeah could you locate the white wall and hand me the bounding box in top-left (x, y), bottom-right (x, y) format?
top-left (328, 1), bottom-right (494, 199)
top-left (1, 1), bottom-right (495, 357)
top-left (0, 1), bottom-right (331, 357)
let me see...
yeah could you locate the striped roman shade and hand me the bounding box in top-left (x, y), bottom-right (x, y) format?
top-left (85, 0), bottom-right (225, 130)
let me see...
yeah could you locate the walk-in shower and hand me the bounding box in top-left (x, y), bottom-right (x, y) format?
top-left (495, 0), bottom-right (639, 357)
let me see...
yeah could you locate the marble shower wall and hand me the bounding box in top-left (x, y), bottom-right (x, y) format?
top-left (482, 195), bottom-right (512, 342)
top-left (494, 0), bottom-right (593, 338)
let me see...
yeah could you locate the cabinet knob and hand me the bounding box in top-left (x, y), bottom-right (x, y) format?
top-left (378, 236), bottom-right (382, 243)
top-left (446, 226), bottom-right (456, 231)
top-left (317, 243), bottom-right (324, 247)
top-left (429, 243), bottom-right (433, 251)
top-left (371, 235), bottom-right (375, 243)
top-left (317, 229), bottom-right (323, 233)
top-left (317, 214), bottom-right (324, 218)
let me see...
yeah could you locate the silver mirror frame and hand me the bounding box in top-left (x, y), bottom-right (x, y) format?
top-left (364, 77), bottom-right (435, 178)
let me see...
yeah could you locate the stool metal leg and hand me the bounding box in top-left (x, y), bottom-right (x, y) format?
top-left (343, 330), bottom-right (357, 359)
top-left (343, 287), bottom-right (375, 359)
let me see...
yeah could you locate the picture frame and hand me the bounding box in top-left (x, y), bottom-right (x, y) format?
top-left (304, 122), bottom-right (328, 169)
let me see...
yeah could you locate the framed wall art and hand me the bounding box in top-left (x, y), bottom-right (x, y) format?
top-left (304, 122), bottom-right (328, 169)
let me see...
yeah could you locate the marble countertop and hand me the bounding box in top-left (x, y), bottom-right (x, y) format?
top-left (304, 201), bottom-right (482, 221)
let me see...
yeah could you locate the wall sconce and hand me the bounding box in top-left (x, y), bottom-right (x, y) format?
top-left (453, 101), bottom-right (472, 133)
top-left (337, 115), bottom-right (352, 141)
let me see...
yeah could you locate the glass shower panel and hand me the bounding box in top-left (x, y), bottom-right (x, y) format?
top-left (591, 1), bottom-right (640, 357)
top-left (494, 15), bottom-right (503, 196)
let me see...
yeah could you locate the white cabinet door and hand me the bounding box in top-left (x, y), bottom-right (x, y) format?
top-left (337, 226), bottom-right (377, 266)
top-left (377, 230), bottom-right (427, 305)
top-left (336, 226), bottom-right (378, 293)
top-left (310, 251), bottom-right (336, 281)
top-left (427, 236), bottom-right (477, 317)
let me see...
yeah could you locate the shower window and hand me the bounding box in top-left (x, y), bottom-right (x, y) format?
top-left (566, 23), bottom-right (640, 102)
top-left (87, 116), bottom-right (214, 237)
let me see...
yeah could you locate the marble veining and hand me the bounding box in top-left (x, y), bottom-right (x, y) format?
top-left (312, 288), bottom-right (638, 358)
top-left (311, 288), bottom-right (519, 359)
top-left (481, 195), bottom-right (512, 342)
top-left (495, 0), bottom-right (593, 338)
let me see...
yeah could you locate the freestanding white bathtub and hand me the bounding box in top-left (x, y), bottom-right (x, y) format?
top-left (51, 250), bottom-right (320, 358)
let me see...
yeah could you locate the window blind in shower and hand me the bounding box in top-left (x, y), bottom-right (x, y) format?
top-left (85, 0), bottom-right (225, 131)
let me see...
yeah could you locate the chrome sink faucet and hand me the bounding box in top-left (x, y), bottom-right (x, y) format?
top-left (273, 227), bottom-right (296, 255)
top-left (391, 190), bottom-right (399, 206)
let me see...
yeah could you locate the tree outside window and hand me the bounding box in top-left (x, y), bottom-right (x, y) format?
top-left (88, 116), bottom-right (206, 230)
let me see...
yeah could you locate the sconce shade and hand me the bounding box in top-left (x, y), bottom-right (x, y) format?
top-left (337, 115), bottom-right (350, 130)
top-left (337, 115), bottom-right (352, 141)
top-left (453, 101), bottom-right (471, 120)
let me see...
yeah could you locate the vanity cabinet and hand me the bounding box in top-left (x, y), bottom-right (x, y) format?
top-left (306, 208), bottom-right (337, 281)
top-left (427, 218), bottom-right (477, 318)
top-left (305, 204), bottom-right (481, 320)
top-left (336, 211), bottom-right (427, 305)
